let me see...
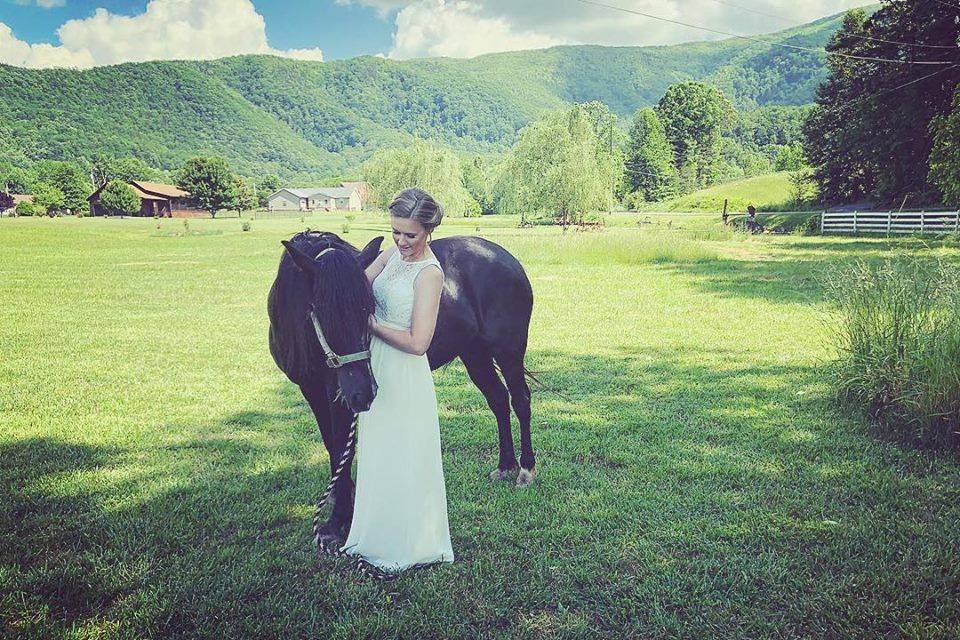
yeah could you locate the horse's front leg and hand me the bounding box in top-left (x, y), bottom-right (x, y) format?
top-left (301, 380), bottom-right (355, 544)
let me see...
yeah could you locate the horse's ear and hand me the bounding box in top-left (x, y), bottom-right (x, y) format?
top-left (357, 236), bottom-right (384, 269)
top-left (281, 240), bottom-right (319, 277)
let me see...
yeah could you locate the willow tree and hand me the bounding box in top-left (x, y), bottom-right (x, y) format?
top-left (495, 105), bottom-right (616, 228)
top-left (362, 141), bottom-right (480, 217)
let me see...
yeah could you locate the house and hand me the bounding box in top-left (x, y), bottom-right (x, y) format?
top-left (266, 184), bottom-right (362, 212)
top-left (340, 181), bottom-right (374, 208)
top-left (1, 194), bottom-right (33, 216)
top-left (87, 180), bottom-right (206, 217)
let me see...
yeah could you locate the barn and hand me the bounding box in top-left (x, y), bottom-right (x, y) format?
top-left (88, 181), bottom-right (207, 217)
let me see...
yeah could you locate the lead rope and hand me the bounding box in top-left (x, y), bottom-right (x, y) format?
top-left (313, 415), bottom-right (400, 582)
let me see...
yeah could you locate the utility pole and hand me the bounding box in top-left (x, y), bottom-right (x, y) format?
top-left (609, 121), bottom-right (615, 215)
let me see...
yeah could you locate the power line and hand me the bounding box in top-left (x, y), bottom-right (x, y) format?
top-left (706, 0), bottom-right (959, 50)
top-left (840, 63), bottom-right (959, 112)
top-left (574, 0), bottom-right (959, 65)
top-left (623, 165), bottom-right (671, 179)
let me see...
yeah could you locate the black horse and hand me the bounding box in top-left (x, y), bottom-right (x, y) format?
top-left (268, 230), bottom-right (536, 543)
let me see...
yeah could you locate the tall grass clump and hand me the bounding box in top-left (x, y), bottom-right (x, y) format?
top-left (826, 258), bottom-right (960, 447)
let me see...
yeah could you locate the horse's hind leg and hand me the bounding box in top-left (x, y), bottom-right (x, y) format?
top-left (461, 350), bottom-right (518, 481)
top-left (495, 351), bottom-right (537, 487)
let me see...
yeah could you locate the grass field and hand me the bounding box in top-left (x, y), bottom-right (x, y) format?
top-left (2, 213), bottom-right (959, 638)
top-left (634, 171), bottom-right (813, 214)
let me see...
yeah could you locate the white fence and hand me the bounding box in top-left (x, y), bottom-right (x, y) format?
top-left (821, 210), bottom-right (960, 235)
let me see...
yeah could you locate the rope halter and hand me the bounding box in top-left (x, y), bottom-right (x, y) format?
top-left (309, 247), bottom-right (372, 370)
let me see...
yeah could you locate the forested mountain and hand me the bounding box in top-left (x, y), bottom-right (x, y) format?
top-left (0, 9), bottom-right (858, 180)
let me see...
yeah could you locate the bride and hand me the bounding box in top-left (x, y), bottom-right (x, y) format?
top-left (340, 187), bottom-right (455, 573)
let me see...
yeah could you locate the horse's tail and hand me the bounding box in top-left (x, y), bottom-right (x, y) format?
top-left (491, 361), bottom-right (572, 403)
top-left (523, 367), bottom-right (574, 403)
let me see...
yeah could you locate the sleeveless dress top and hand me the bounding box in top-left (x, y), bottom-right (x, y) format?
top-left (340, 248), bottom-right (455, 572)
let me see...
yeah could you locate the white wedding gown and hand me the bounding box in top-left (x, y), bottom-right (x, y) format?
top-left (340, 249), bottom-right (455, 571)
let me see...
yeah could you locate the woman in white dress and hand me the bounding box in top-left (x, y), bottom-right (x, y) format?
top-left (340, 187), bottom-right (455, 573)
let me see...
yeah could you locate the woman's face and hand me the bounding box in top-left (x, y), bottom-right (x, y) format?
top-left (391, 216), bottom-right (429, 259)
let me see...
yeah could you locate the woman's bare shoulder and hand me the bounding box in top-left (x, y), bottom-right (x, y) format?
top-left (415, 263), bottom-right (444, 287)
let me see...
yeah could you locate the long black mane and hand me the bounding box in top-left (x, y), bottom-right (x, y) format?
top-left (314, 246), bottom-right (375, 354)
top-left (268, 231), bottom-right (373, 384)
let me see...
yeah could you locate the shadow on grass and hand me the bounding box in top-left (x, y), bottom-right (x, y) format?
top-left (655, 256), bottom-right (838, 305)
top-left (659, 237), bottom-right (960, 307)
top-left (4, 347), bottom-right (959, 638)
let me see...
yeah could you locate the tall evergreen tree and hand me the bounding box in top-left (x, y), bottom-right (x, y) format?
top-left (625, 108), bottom-right (680, 202)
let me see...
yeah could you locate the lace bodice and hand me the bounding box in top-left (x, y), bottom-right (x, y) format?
top-left (372, 249), bottom-right (443, 330)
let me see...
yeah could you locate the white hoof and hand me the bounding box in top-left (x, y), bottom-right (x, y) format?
top-left (516, 467), bottom-right (537, 488)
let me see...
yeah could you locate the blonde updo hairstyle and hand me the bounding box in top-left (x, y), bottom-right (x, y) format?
top-left (388, 187), bottom-right (444, 235)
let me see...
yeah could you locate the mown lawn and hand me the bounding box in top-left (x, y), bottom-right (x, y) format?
top-left (2, 214), bottom-right (958, 639)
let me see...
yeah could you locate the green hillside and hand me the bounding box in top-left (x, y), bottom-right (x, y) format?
top-left (634, 172), bottom-right (806, 213)
top-left (0, 9), bottom-right (856, 180)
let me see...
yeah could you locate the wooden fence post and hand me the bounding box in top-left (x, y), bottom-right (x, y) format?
top-left (853, 211), bottom-right (858, 234)
top-left (921, 210), bottom-right (925, 233)
top-left (887, 210), bottom-right (892, 236)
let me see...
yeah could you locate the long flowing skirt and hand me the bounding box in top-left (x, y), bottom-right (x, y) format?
top-left (340, 332), bottom-right (454, 572)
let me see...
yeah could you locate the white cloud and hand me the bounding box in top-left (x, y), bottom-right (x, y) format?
top-left (389, 0), bottom-right (562, 59)
top-left (279, 47), bottom-right (326, 62)
top-left (0, 22), bottom-right (95, 67)
top-left (0, 0), bottom-right (323, 69)
top-left (348, 0), bottom-right (870, 58)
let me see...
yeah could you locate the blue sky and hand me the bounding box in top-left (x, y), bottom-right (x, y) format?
top-left (0, 0), bottom-right (396, 59)
top-left (0, 0), bottom-right (867, 68)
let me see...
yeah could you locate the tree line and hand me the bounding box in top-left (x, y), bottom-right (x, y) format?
top-left (803, 2), bottom-right (960, 207)
top-left (0, 155), bottom-right (285, 217)
top-left (357, 82), bottom-right (809, 223)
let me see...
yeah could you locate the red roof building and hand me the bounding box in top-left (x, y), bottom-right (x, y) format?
top-left (87, 180), bottom-right (206, 217)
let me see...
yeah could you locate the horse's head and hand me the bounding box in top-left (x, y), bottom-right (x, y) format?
top-left (281, 235), bottom-right (383, 413)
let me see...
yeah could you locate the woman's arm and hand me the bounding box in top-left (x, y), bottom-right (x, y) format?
top-left (364, 243), bottom-right (397, 284)
top-left (369, 265), bottom-right (443, 356)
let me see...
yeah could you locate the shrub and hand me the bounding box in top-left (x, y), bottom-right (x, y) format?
top-left (826, 258), bottom-right (960, 447)
top-left (241, 220), bottom-right (251, 232)
top-left (792, 212), bottom-right (821, 236)
top-left (16, 201), bottom-right (40, 217)
top-left (100, 179), bottom-right (140, 216)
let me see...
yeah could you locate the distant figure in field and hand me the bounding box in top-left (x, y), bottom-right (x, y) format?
top-left (745, 205), bottom-right (764, 234)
